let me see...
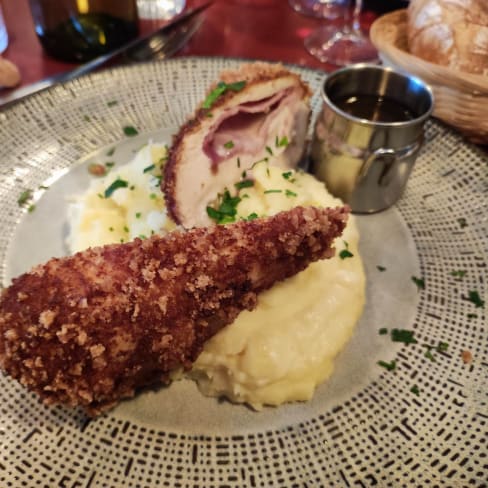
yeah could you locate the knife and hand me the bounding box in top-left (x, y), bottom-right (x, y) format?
top-left (0, 1), bottom-right (212, 108)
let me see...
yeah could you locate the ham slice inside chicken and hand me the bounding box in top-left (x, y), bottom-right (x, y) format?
top-left (203, 88), bottom-right (296, 170)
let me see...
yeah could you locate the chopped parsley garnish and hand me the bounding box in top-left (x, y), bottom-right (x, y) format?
top-left (391, 328), bottom-right (417, 345)
top-left (152, 175), bottom-right (163, 185)
top-left (88, 163), bottom-right (107, 177)
top-left (378, 360), bottom-right (396, 371)
top-left (450, 270), bottom-right (466, 279)
top-left (104, 178), bottom-right (129, 198)
top-left (109, 226), bottom-right (114, 232)
top-left (83, 114), bottom-right (90, 122)
top-left (135, 212), bottom-right (142, 219)
top-left (206, 189), bottom-right (241, 224)
top-left (339, 241), bottom-right (353, 260)
top-left (237, 157), bottom-right (241, 168)
top-left (377, 265), bottom-right (386, 272)
top-left (251, 157), bottom-right (269, 168)
top-left (149, 193), bottom-right (157, 200)
top-left (107, 100), bottom-right (118, 107)
top-left (265, 146), bottom-right (273, 156)
top-left (123, 125), bottom-right (138, 137)
top-left (285, 189), bottom-right (297, 198)
top-left (234, 179), bottom-right (254, 190)
top-left (264, 189), bottom-right (282, 194)
top-left (276, 135), bottom-right (289, 147)
top-left (457, 217), bottom-right (468, 228)
top-left (412, 276), bottom-right (425, 290)
top-left (123, 226), bottom-right (129, 233)
top-left (424, 346), bottom-right (436, 362)
top-left (422, 342), bottom-right (449, 362)
top-left (105, 161), bottom-right (115, 168)
top-left (437, 341), bottom-right (448, 352)
top-left (281, 171), bottom-right (295, 182)
top-left (207, 206), bottom-right (227, 223)
top-left (106, 147), bottom-right (115, 157)
top-left (138, 234), bottom-right (147, 239)
top-left (143, 164), bottom-right (155, 173)
top-left (468, 290), bottom-right (484, 308)
top-left (17, 189), bottom-right (33, 206)
top-left (224, 140), bottom-right (235, 149)
top-left (379, 328), bottom-right (388, 335)
top-left (38, 185), bottom-right (49, 190)
top-left (27, 204), bottom-right (36, 213)
top-left (202, 80), bottom-right (247, 109)
top-left (410, 385), bottom-right (420, 396)
top-left (246, 212), bottom-right (259, 221)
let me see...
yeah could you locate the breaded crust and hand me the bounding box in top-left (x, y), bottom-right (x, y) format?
top-left (163, 62), bottom-right (312, 226)
top-left (0, 206), bottom-right (349, 415)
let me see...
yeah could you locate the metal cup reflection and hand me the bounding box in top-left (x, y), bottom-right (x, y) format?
top-left (310, 64), bottom-right (434, 213)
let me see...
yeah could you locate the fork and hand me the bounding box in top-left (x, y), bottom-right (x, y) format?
top-left (0, 2), bottom-right (211, 108)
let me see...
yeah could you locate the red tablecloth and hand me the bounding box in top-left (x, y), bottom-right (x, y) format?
top-left (1, 0), bottom-right (377, 90)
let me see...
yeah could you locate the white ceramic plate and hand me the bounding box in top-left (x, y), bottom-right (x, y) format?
top-left (0, 57), bottom-right (486, 487)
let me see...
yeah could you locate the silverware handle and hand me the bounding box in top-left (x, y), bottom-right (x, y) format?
top-left (0, 2), bottom-right (212, 109)
top-left (0, 47), bottom-right (122, 108)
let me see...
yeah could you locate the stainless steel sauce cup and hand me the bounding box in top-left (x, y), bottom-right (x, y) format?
top-left (311, 64), bottom-right (434, 213)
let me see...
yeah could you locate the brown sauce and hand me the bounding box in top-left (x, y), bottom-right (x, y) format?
top-left (334, 94), bottom-right (416, 123)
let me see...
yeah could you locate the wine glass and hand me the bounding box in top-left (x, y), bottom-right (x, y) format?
top-left (304, 0), bottom-right (378, 66)
top-left (136, 0), bottom-right (185, 20)
top-left (289, 0), bottom-right (346, 19)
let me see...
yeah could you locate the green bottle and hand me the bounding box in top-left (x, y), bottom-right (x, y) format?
top-left (29, 0), bottom-right (139, 62)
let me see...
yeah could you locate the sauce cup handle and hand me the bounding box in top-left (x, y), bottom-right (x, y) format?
top-left (358, 147), bottom-right (397, 186)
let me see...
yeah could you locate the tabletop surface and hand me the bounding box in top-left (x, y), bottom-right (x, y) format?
top-left (1, 0), bottom-right (378, 89)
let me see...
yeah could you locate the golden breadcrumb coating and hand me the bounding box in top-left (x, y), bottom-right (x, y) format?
top-left (0, 206), bottom-right (349, 415)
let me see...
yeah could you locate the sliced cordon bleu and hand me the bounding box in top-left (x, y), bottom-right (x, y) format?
top-left (163, 62), bottom-right (312, 228)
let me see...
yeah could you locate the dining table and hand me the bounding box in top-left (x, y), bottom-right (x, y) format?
top-left (1, 0), bottom-right (379, 91)
top-left (0, 2), bottom-right (486, 488)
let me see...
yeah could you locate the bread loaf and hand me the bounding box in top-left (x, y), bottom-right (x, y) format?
top-left (407, 0), bottom-right (488, 75)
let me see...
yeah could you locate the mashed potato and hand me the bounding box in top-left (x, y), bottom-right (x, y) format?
top-left (68, 146), bottom-right (365, 410)
top-left (190, 163), bottom-right (365, 409)
top-left (67, 144), bottom-right (174, 253)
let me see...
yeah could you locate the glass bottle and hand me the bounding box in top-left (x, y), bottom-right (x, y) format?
top-left (29, 0), bottom-right (139, 63)
top-left (0, 3), bottom-right (8, 54)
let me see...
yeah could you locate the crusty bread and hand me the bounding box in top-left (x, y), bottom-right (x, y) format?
top-left (407, 0), bottom-right (488, 75)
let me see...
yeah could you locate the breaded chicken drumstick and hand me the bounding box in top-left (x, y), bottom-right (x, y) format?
top-left (0, 206), bottom-right (348, 415)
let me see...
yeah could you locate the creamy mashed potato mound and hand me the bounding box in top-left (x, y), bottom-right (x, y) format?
top-left (68, 148), bottom-right (365, 410)
top-left (190, 163), bottom-right (365, 409)
top-left (67, 144), bottom-right (173, 253)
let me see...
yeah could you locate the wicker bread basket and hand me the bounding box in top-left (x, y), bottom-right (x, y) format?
top-left (370, 9), bottom-right (488, 144)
